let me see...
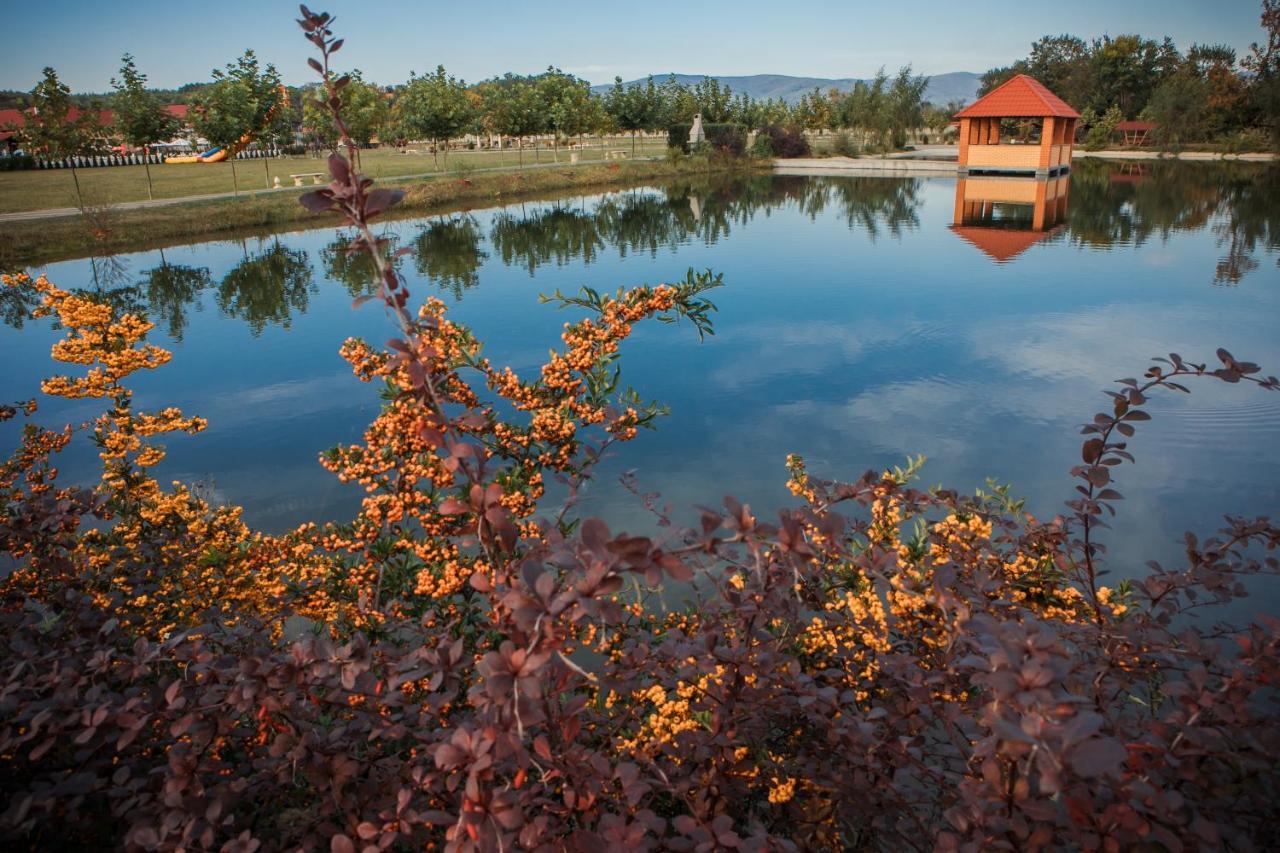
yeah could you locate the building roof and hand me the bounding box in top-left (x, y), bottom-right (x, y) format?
top-left (1114, 120), bottom-right (1156, 132)
top-left (955, 75), bottom-right (1080, 120)
top-left (0, 104), bottom-right (190, 131)
top-left (949, 225), bottom-right (1061, 263)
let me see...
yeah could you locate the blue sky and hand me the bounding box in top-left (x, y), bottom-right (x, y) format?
top-left (1, 0), bottom-right (1268, 91)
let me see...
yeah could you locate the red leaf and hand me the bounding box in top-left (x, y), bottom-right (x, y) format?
top-left (331, 834), bottom-right (355, 853)
top-left (299, 191), bottom-right (334, 213)
top-left (439, 498), bottom-right (468, 516)
top-left (1069, 737), bottom-right (1127, 777)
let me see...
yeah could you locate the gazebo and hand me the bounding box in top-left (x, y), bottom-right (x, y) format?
top-left (955, 75), bottom-right (1079, 177)
top-left (1114, 120), bottom-right (1156, 146)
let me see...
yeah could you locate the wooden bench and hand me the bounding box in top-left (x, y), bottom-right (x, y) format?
top-left (290, 172), bottom-right (324, 186)
top-left (605, 149), bottom-right (629, 161)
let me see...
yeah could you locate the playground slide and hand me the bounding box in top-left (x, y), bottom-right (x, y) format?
top-left (165, 146), bottom-right (226, 165)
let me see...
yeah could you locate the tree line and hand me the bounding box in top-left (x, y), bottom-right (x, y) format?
top-left (980, 1), bottom-right (1280, 147)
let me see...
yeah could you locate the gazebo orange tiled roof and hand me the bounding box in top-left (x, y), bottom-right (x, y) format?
top-left (955, 75), bottom-right (1079, 177)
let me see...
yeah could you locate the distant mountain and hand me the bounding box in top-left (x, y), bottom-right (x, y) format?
top-left (590, 72), bottom-right (981, 107)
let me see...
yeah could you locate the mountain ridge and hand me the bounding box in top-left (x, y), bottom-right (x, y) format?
top-left (589, 71), bottom-right (981, 106)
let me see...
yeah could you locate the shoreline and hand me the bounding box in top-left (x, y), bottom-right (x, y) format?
top-left (776, 148), bottom-right (1276, 177)
top-left (0, 159), bottom-right (765, 269)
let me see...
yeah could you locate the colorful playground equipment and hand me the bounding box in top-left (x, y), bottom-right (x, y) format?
top-left (165, 85), bottom-right (290, 165)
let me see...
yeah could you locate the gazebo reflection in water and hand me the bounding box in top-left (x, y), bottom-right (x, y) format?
top-left (949, 174), bottom-right (1071, 264)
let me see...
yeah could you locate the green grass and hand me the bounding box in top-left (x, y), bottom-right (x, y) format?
top-left (0, 155), bottom-right (765, 269)
top-left (0, 138), bottom-right (672, 214)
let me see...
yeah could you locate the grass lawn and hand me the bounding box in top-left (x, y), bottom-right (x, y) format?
top-left (0, 156), bottom-right (764, 269)
top-left (0, 138), bottom-right (671, 214)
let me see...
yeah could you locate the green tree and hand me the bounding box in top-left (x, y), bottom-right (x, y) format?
top-left (691, 77), bottom-right (734, 122)
top-left (189, 51), bottom-right (284, 193)
top-left (605, 76), bottom-right (663, 155)
top-left (795, 88), bottom-right (833, 134)
top-left (304, 71), bottom-right (388, 154)
top-left (1087, 34), bottom-right (1181, 116)
top-left (536, 68), bottom-right (593, 160)
top-left (394, 66), bottom-right (474, 165)
top-left (111, 54), bottom-right (178, 200)
top-left (18, 67), bottom-right (104, 207)
top-left (478, 75), bottom-right (543, 165)
top-left (887, 66), bottom-right (929, 148)
top-left (1243, 0), bottom-right (1280, 147)
top-left (1143, 70), bottom-right (1209, 147)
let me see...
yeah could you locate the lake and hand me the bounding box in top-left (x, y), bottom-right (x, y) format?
top-left (3, 160), bottom-right (1278, 593)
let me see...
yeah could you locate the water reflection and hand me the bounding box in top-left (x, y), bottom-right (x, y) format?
top-left (6, 162), bottom-right (1272, 343)
top-left (412, 217), bottom-right (487, 300)
top-left (139, 252), bottom-right (214, 341)
top-left (217, 240), bottom-right (314, 334)
top-left (319, 233), bottom-right (401, 298)
top-left (1066, 160), bottom-right (1278, 285)
top-left (950, 175), bottom-right (1070, 263)
top-left (4, 163), bottom-right (1277, 598)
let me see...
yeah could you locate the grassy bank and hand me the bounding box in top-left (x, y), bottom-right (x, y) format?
top-left (0, 156), bottom-right (762, 269)
top-left (0, 140), bottom-right (672, 215)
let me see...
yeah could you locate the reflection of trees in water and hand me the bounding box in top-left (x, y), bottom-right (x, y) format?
top-left (139, 253), bottom-right (213, 341)
top-left (9, 167), bottom-right (1268, 340)
top-left (484, 175), bottom-right (924, 278)
top-left (413, 216), bottom-right (488, 300)
top-left (1066, 160), bottom-right (1278, 286)
top-left (1212, 166), bottom-right (1279, 286)
top-left (0, 276), bottom-right (41, 330)
top-left (321, 232), bottom-right (402, 297)
top-left (217, 241), bottom-right (314, 335)
top-left (490, 205), bottom-right (606, 276)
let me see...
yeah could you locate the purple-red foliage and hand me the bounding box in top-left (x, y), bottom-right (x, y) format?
top-left (760, 125), bottom-right (812, 158)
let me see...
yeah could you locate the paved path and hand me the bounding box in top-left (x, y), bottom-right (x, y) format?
top-left (0, 156), bottom-right (663, 224)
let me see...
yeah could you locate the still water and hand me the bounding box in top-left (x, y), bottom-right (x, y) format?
top-left (3, 161), bottom-right (1278, 589)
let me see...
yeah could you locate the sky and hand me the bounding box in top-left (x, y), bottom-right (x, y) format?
top-left (0, 0), bottom-right (1269, 92)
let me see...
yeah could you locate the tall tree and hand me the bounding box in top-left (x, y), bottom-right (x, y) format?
top-left (1243, 0), bottom-right (1280, 146)
top-left (536, 68), bottom-right (593, 161)
top-left (304, 70), bottom-right (388, 154)
top-left (605, 76), bottom-right (663, 155)
top-left (18, 67), bottom-right (103, 207)
top-left (887, 66), bottom-right (930, 147)
top-left (394, 66), bottom-right (473, 165)
top-left (111, 54), bottom-right (178, 200)
top-left (478, 75), bottom-right (544, 165)
top-left (190, 51), bottom-right (284, 193)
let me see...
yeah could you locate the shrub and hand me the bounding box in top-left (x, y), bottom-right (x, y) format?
top-left (749, 132), bottom-right (772, 158)
top-left (831, 130), bottom-right (859, 157)
top-left (703, 122), bottom-right (746, 156)
top-left (667, 123), bottom-right (692, 153)
top-left (759, 124), bottom-right (811, 158)
top-left (0, 154), bottom-right (36, 171)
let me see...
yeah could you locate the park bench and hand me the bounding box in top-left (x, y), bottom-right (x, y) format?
top-left (605, 149), bottom-right (629, 161)
top-left (290, 172), bottom-right (324, 186)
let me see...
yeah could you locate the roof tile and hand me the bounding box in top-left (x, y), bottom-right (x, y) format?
top-left (955, 75), bottom-right (1080, 119)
